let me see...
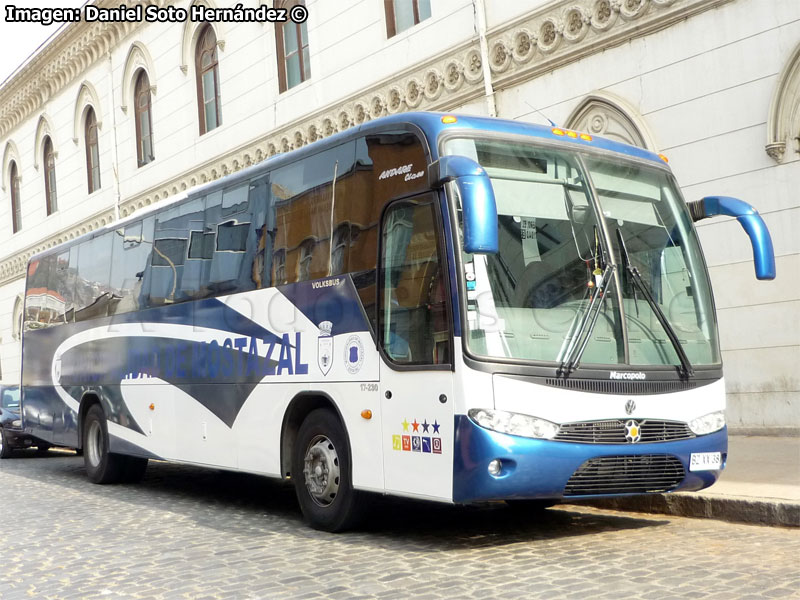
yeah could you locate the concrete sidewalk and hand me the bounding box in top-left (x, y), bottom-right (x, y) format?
top-left (579, 435), bottom-right (800, 527)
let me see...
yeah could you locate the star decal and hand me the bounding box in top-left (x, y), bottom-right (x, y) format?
top-left (412, 419), bottom-right (420, 432)
top-left (401, 418), bottom-right (409, 432)
top-left (432, 420), bottom-right (440, 434)
top-left (422, 420), bottom-right (430, 433)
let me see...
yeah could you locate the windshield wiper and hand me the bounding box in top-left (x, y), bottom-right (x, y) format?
top-left (615, 228), bottom-right (694, 378)
top-left (558, 263), bottom-right (615, 375)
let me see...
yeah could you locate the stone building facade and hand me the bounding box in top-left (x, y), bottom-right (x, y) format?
top-left (1, 0), bottom-right (798, 430)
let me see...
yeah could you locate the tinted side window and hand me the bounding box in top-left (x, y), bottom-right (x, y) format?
top-left (271, 142), bottom-right (355, 284)
top-left (380, 198), bottom-right (450, 365)
top-left (24, 254), bottom-right (60, 330)
top-left (109, 217), bottom-right (155, 315)
top-left (148, 199), bottom-right (202, 305)
top-left (202, 176), bottom-right (269, 297)
top-left (74, 233), bottom-right (114, 322)
top-left (347, 131), bottom-right (428, 333)
top-left (54, 250), bottom-right (74, 323)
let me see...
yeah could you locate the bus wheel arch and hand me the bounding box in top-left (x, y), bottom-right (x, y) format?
top-left (77, 391), bottom-right (104, 450)
top-left (78, 392), bottom-right (148, 484)
top-left (280, 392), bottom-right (349, 480)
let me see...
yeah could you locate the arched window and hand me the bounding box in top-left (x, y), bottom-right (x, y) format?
top-left (43, 137), bottom-right (57, 215)
top-left (195, 25), bottom-right (221, 135)
top-left (275, 1), bottom-right (310, 92)
top-left (135, 70), bottom-right (155, 166)
top-left (85, 107), bottom-right (101, 193)
top-left (9, 160), bottom-right (21, 233)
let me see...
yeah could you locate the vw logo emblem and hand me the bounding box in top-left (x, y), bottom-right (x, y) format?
top-left (625, 399), bottom-right (636, 415)
top-left (625, 419), bottom-right (641, 443)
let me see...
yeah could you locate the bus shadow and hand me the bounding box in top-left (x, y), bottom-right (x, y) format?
top-left (3, 454), bottom-right (667, 550)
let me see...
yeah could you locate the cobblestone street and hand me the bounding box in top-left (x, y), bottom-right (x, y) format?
top-left (1, 450), bottom-right (798, 600)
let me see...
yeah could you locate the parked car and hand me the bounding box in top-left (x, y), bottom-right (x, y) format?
top-left (0, 382), bottom-right (50, 458)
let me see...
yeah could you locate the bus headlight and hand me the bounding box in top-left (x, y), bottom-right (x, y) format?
top-left (468, 409), bottom-right (559, 440)
top-left (12, 419), bottom-right (22, 428)
top-left (688, 411), bottom-right (725, 435)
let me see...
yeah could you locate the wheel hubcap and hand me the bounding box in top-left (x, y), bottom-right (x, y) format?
top-left (302, 435), bottom-right (340, 507)
top-left (86, 421), bottom-right (102, 467)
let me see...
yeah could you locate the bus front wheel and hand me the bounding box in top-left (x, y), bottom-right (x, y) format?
top-left (292, 409), bottom-right (363, 532)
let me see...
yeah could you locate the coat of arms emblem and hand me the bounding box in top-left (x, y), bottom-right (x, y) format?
top-left (317, 321), bottom-right (333, 376)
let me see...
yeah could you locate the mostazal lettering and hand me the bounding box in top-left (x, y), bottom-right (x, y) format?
top-left (124, 333), bottom-right (309, 380)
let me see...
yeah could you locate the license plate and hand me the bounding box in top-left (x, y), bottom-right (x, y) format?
top-left (690, 452), bottom-right (722, 471)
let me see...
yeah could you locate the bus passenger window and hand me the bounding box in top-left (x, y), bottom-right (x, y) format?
top-left (74, 234), bottom-right (113, 321)
top-left (110, 217), bottom-right (155, 314)
top-left (380, 200), bottom-right (450, 365)
top-left (24, 255), bottom-right (59, 330)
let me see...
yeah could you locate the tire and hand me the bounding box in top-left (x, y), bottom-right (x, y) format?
top-left (292, 408), bottom-right (364, 532)
top-left (0, 428), bottom-right (12, 459)
top-left (83, 404), bottom-right (127, 484)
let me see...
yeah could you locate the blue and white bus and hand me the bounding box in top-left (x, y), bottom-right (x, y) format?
top-left (20, 112), bottom-right (775, 531)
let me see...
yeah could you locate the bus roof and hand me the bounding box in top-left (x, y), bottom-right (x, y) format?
top-left (27, 111), bottom-right (666, 264)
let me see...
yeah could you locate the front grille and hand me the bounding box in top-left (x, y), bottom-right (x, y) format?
top-left (564, 454), bottom-right (685, 496)
top-left (544, 378), bottom-right (698, 395)
top-left (555, 419), bottom-right (694, 444)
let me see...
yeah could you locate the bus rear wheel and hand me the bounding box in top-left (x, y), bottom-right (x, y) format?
top-left (292, 409), bottom-right (363, 532)
top-left (0, 428), bottom-right (12, 459)
top-left (83, 404), bottom-right (128, 484)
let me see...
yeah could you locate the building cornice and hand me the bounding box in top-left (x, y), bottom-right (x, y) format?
top-left (0, 0), bottom-right (733, 284)
top-left (0, 6), bottom-right (149, 139)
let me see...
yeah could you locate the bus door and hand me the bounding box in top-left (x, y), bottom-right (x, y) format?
top-left (378, 195), bottom-right (454, 501)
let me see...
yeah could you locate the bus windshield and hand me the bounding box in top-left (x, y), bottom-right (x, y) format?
top-left (444, 137), bottom-right (720, 369)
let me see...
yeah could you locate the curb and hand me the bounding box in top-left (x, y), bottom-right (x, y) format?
top-left (572, 494), bottom-right (800, 528)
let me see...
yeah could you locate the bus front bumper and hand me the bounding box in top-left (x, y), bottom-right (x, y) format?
top-left (452, 415), bottom-right (727, 503)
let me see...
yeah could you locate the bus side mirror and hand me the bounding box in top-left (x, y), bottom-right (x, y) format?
top-left (429, 155), bottom-right (498, 254)
top-left (688, 196), bottom-right (776, 280)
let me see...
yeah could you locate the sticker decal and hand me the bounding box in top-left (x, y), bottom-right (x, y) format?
top-left (317, 320), bottom-right (333, 376)
top-left (393, 418), bottom-right (443, 456)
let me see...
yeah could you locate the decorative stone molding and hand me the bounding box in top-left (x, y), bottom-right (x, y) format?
top-left (565, 91), bottom-right (658, 149)
top-left (487, 0), bottom-right (731, 89)
top-left (120, 42), bottom-right (158, 113)
top-left (72, 81), bottom-right (104, 144)
top-left (11, 295), bottom-right (23, 342)
top-left (765, 142), bottom-right (786, 163)
top-left (0, 0), bottom-right (734, 284)
top-left (33, 114), bottom-right (58, 170)
top-left (1, 140), bottom-right (21, 193)
top-left (179, 0), bottom-right (225, 74)
top-left (766, 42), bottom-right (800, 163)
top-left (0, 5), bottom-right (140, 138)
